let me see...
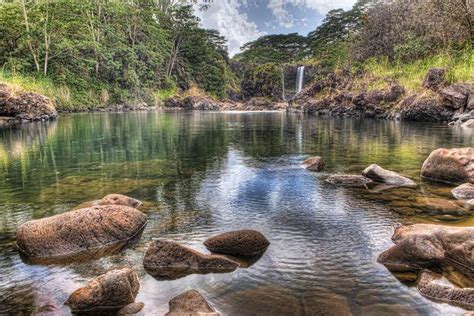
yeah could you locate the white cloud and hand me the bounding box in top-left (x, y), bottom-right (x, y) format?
top-left (195, 0), bottom-right (265, 57)
top-left (267, 0), bottom-right (356, 29)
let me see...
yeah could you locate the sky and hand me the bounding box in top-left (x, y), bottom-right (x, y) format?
top-left (194, 0), bottom-right (357, 56)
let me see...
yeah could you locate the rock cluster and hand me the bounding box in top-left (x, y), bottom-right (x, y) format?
top-left (291, 68), bottom-right (474, 124)
top-left (0, 83), bottom-right (57, 126)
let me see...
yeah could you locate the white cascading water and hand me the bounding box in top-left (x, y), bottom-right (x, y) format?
top-left (296, 66), bottom-right (304, 93)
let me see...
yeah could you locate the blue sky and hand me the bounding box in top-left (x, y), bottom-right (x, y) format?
top-left (194, 0), bottom-right (356, 56)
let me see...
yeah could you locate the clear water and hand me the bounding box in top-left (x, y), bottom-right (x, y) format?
top-left (0, 111), bottom-right (472, 315)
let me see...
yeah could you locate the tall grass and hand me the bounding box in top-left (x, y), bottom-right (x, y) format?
top-left (362, 49), bottom-right (473, 92)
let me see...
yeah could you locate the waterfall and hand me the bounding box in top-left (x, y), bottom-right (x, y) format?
top-left (296, 66), bottom-right (304, 94)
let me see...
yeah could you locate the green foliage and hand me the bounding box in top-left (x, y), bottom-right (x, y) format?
top-left (0, 0), bottom-right (233, 109)
top-left (241, 63), bottom-right (283, 99)
top-left (234, 33), bottom-right (308, 64)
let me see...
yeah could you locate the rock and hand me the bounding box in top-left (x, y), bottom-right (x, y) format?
top-left (423, 68), bottom-right (447, 91)
top-left (143, 240), bottom-right (239, 280)
top-left (417, 270), bottom-right (474, 310)
top-left (66, 268), bottom-right (140, 313)
top-left (468, 93), bottom-right (474, 111)
top-left (378, 224), bottom-right (474, 280)
top-left (421, 148), bottom-right (474, 184)
top-left (0, 83), bottom-right (57, 124)
top-left (204, 230), bottom-right (270, 257)
top-left (74, 194), bottom-right (143, 210)
top-left (441, 84), bottom-right (472, 109)
top-left (362, 164), bottom-right (416, 186)
top-left (414, 197), bottom-right (466, 215)
top-left (466, 199), bottom-right (474, 211)
top-left (462, 119), bottom-right (474, 128)
top-left (165, 290), bottom-right (218, 316)
top-left (302, 289), bottom-right (352, 316)
top-left (360, 304), bottom-right (418, 316)
top-left (16, 205), bottom-right (147, 262)
top-left (118, 302), bottom-right (145, 315)
top-left (325, 175), bottom-right (374, 187)
top-left (397, 95), bottom-right (454, 122)
top-left (302, 156), bottom-right (326, 172)
top-left (452, 183), bottom-right (474, 200)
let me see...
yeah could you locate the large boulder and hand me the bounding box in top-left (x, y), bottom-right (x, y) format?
top-left (422, 68), bottom-right (447, 91)
top-left (441, 84), bottom-right (472, 109)
top-left (302, 156), bottom-right (326, 172)
top-left (377, 224), bottom-right (474, 280)
top-left (166, 290), bottom-right (218, 316)
top-left (417, 270), bottom-right (473, 310)
top-left (362, 164), bottom-right (416, 187)
top-left (325, 175), bottom-right (374, 187)
top-left (204, 230), bottom-right (270, 257)
top-left (452, 183), bottom-right (474, 200)
top-left (143, 240), bottom-right (239, 280)
top-left (0, 83), bottom-right (57, 122)
top-left (66, 268), bottom-right (140, 313)
top-left (16, 205), bottom-right (147, 262)
top-left (421, 148), bottom-right (474, 184)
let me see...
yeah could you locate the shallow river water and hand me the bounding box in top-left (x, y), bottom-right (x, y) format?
top-left (0, 111), bottom-right (473, 315)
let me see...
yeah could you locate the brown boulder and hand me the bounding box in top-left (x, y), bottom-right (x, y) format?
top-left (204, 230), bottom-right (270, 257)
top-left (396, 95), bottom-right (454, 122)
top-left (378, 224), bottom-right (474, 280)
top-left (143, 240), bottom-right (239, 280)
top-left (326, 174), bottom-right (374, 187)
top-left (74, 194), bottom-right (143, 210)
top-left (66, 268), bottom-right (140, 312)
top-left (452, 183), bottom-right (474, 200)
top-left (303, 156), bottom-right (326, 172)
top-left (441, 84), bottom-right (472, 109)
top-left (16, 205), bottom-right (147, 262)
top-left (362, 164), bottom-right (416, 186)
top-left (166, 290), bottom-right (218, 316)
top-left (421, 148), bottom-right (474, 184)
top-left (417, 270), bottom-right (474, 310)
top-left (302, 289), bottom-right (352, 316)
top-left (422, 68), bottom-right (447, 91)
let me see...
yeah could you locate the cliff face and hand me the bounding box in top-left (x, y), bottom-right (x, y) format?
top-left (0, 83), bottom-right (57, 127)
top-left (290, 68), bottom-right (474, 124)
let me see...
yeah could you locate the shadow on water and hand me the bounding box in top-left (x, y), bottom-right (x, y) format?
top-left (0, 111), bottom-right (473, 315)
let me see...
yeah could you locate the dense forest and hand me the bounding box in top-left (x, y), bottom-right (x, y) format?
top-left (0, 0), bottom-right (473, 109)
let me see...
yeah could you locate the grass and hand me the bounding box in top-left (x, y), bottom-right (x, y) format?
top-left (360, 49), bottom-right (473, 93)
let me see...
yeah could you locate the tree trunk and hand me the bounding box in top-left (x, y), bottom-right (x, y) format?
top-left (20, 0), bottom-right (40, 73)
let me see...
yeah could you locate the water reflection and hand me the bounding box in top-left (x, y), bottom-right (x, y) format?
top-left (0, 112), bottom-right (473, 315)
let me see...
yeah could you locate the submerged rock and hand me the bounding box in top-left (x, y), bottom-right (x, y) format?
top-left (66, 268), bottom-right (140, 313)
top-left (118, 302), bottom-right (145, 315)
top-left (302, 289), bottom-right (352, 316)
top-left (302, 156), bottom-right (326, 172)
top-left (204, 230), bottom-right (270, 257)
top-left (378, 224), bottom-right (474, 280)
top-left (325, 175), bottom-right (374, 187)
top-left (421, 148), bottom-right (474, 184)
top-left (143, 240), bottom-right (239, 280)
top-left (362, 164), bottom-right (416, 187)
top-left (417, 270), bottom-right (474, 310)
top-left (16, 205), bottom-right (147, 262)
top-left (452, 183), bottom-right (474, 200)
top-left (166, 290), bottom-right (218, 316)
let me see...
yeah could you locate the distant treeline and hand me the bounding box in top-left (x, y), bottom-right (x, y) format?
top-left (0, 0), bottom-right (236, 107)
